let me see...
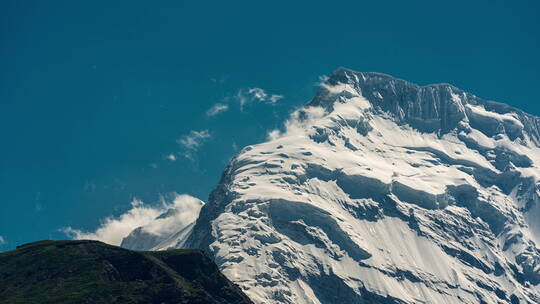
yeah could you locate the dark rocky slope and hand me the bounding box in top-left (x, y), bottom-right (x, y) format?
top-left (0, 240), bottom-right (253, 304)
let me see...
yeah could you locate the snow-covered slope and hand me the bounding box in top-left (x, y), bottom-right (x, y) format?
top-left (136, 68), bottom-right (540, 303)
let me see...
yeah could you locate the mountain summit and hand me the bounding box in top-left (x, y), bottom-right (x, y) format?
top-left (129, 69), bottom-right (540, 303)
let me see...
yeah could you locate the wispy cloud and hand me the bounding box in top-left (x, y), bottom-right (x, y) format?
top-left (0, 235), bottom-right (5, 246)
top-left (178, 130), bottom-right (211, 150)
top-left (317, 75), bottom-right (329, 86)
top-left (206, 103), bottom-right (229, 117)
top-left (266, 106), bottom-right (326, 140)
top-left (61, 194), bottom-right (204, 246)
top-left (35, 191), bottom-right (43, 212)
top-left (232, 87), bottom-right (284, 110)
top-left (266, 129), bottom-right (282, 141)
top-left (177, 130), bottom-right (211, 160)
top-left (61, 199), bottom-right (160, 246)
top-left (247, 87), bottom-right (284, 104)
top-left (268, 94), bottom-right (284, 104)
top-left (234, 89), bottom-right (249, 110)
top-left (166, 86), bottom-right (283, 164)
top-left (248, 88), bottom-right (267, 101)
top-left (130, 195), bottom-right (203, 237)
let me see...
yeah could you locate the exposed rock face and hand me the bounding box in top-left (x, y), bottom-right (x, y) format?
top-left (311, 69), bottom-right (540, 144)
top-left (141, 68), bottom-right (540, 303)
top-left (0, 240), bottom-right (253, 304)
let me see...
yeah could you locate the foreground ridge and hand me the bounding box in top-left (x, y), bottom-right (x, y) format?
top-left (0, 240), bottom-right (253, 304)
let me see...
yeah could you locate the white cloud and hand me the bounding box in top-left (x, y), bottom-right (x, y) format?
top-left (315, 75), bottom-right (362, 98)
top-left (248, 88), bottom-right (268, 101)
top-left (317, 75), bottom-right (329, 86)
top-left (233, 88), bottom-right (284, 110)
top-left (247, 87), bottom-right (284, 104)
top-left (177, 130), bottom-right (211, 159)
top-left (266, 106), bottom-right (326, 141)
top-left (267, 129), bottom-right (281, 141)
top-left (235, 89), bottom-right (249, 110)
top-left (206, 103), bottom-right (229, 117)
top-left (269, 94), bottom-right (284, 104)
top-left (266, 79), bottom-right (360, 141)
top-left (137, 194), bottom-right (203, 237)
top-left (61, 194), bottom-right (204, 246)
top-left (0, 235), bottom-right (5, 246)
top-left (62, 199), bottom-right (162, 246)
top-left (166, 153), bottom-right (177, 161)
top-left (178, 130), bottom-right (211, 149)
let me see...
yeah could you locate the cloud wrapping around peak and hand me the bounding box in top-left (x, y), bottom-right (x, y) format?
top-left (206, 103), bottom-right (229, 117)
top-left (267, 129), bottom-right (281, 141)
top-left (266, 78), bottom-right (361, 141)
top-left (62, 194), bottom-right (204, 246)
top-left (317, 75), bottom-right (329, 86)
top-left (0, 235), bottom-right (5, 246)
top-left (138, 194), bottom-right (203, 236)
top-left (315, 75), bottom-right (363, 99)
top-left (62, 199), bottom-right (162, 246)
top-left (266, 106), bottom-right (326, 140)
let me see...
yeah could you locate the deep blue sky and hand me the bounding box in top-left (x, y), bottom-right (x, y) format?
top-left (1, 0), bottom-right (539, 250)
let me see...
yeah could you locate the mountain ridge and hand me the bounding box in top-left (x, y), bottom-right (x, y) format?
top-left (313, 68), bottom-right (540, 145)
top-left (0, 240), bottom-right (253, 304)
top-left (128, 68), bottom-right (540, 303)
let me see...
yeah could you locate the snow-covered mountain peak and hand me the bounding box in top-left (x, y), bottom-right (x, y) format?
top-left (313, 68), bottom-right (540, 147)
top-left (127, 68), bottom-right (540, 304)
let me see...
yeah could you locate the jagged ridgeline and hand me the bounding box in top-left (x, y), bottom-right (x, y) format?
top-left (0, 240), bottom-right (253, 304)
top-left (125, 68), bottom-right (540, 304)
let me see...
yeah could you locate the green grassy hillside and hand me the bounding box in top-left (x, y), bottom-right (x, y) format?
top-left (0, 240), bottom-right (253, 304)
